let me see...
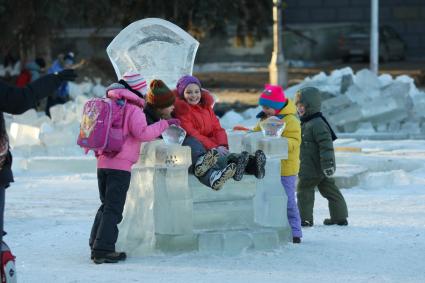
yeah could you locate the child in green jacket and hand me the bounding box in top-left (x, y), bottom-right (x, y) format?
top-left (294, 87), bottom-right (348, 227)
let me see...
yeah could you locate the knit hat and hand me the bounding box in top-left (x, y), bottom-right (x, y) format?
top-left (176, 75), bottom-right (201, 97)
top-left (146, 79), bottom-right (175, 108)
top-left (258, 84), bottom-right (288, 110)
top-left (122, 71), bottom-right (148, 96)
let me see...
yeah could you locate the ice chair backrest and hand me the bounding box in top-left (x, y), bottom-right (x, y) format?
top-left (77, 97), bottom-right (126, 154)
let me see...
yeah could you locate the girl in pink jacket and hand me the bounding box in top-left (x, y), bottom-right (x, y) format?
top-left (90, 73), bottom-right (176, 264)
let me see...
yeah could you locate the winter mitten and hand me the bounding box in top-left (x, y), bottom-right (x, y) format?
top-left (323, 167), bottom-right (335, 177)
top-left (55, 69), bottom-right (77, 81)
top-left (215, 146), bottom-right (229, 157)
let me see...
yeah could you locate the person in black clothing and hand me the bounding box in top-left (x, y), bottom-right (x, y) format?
top-left (0, 69), bottom-right (77, 245)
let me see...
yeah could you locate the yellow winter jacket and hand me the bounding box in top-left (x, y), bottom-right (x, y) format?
top-left (253, 99), bottom-right (301, 176)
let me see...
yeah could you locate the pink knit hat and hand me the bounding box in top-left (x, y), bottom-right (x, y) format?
top-left (258, 84), bottom-right (287, 111)
top-left (122, 71), bottom-right (148, 96)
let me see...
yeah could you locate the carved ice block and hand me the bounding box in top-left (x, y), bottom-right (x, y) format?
top-left (107, 18), bottom-right (199, 88)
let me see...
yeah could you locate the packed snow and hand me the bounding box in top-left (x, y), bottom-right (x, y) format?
top-left (4, 139), bottom-right (425, 283)
top-left (2, 67), bottom-right (425, 282)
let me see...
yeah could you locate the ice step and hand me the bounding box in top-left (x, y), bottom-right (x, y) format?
top-left (154, 227), bottom-right (290, 255)
top-left (336, 154), bottom-right (423, 172)
top-left (333, 164), bottom-right (368, 188)
top-left (198, 227), bottom-right (290, 255)
top-left (13, 156), bottom-right (96, 174)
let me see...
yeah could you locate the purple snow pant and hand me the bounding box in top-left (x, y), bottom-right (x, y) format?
top-left (281, 176), bottom-right (302, 238)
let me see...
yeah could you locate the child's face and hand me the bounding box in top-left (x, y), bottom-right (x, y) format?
top-left (183, 83), bottom-right (201, 105)
top-left (296, 103), bottom-right (306, 117)
top-left (158, 105), bottom-right (175, 119)
top-left (262, 106), bottom-right (276, 117)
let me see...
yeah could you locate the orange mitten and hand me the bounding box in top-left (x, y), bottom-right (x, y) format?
top-left (233, 125), bottom-right (250, 131)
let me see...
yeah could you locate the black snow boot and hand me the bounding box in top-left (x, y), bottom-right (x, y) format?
top-left (293, 237), bottom-right (301, 244)
top-left (229, 151), bottom-right (250, 181)
top-left (194, 148), bottom-right (219, 177)
top-left (301, 220), bottom-right (314, 227)
top-left (244, 150), bottom-right (266, 179)
top-left (323, 218), bottom-right (348, 226)
top-left (92, 250), bottom-right (127, 264)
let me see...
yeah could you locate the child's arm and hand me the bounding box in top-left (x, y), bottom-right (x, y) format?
top-left (128, 107), bottom-right (169, 142)
top-left (312, 121), bottom-right (335, 175)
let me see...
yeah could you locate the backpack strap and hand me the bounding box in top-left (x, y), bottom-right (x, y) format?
top-left (118, 79), bottom-right (144, 99)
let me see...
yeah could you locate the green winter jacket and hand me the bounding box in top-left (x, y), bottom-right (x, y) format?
top-left (295, 87), bottom-right (335, 179)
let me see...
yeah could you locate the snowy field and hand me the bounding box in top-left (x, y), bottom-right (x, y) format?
top-left (3, 139), bottom-right (425, 283)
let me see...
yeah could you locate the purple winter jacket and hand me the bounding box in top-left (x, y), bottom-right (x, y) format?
top-left (97, 87), bottom-right (168, 171)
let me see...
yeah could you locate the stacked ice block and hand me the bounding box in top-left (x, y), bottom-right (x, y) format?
top-left (118, 131), bottom-right (290, 255)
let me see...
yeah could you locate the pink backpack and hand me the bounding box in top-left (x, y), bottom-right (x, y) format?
top-left (77, 97), bottom-right (126, 155)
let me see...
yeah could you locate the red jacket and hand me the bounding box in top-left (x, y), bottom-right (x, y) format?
top-left (174, 89), bottom-right (228, 150)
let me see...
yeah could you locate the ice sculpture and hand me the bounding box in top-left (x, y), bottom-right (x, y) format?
top-left (259, 116), bottom-right (286, 137)
top-left (161, 125), bottom-right (186, 145)
top-left (107, 18), bottom-right (199, 88)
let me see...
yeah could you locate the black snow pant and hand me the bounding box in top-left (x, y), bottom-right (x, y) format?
top-left (0, 186), bottom-right (5, 244)
top-left (183, 136), bottom-right (229, 188)
top-left (297, 176), bottom-right (348, 223)
top-left (89, 168), bottom-right (131, 252)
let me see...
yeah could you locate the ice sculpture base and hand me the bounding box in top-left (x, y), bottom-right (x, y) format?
top-left (117, 133), bottom-right (291, 256)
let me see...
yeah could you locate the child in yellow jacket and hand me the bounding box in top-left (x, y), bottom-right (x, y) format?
top-left (253, 84), bottom-right (302, 243)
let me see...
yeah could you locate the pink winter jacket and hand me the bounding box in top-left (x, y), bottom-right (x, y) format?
top-left (97, 88), bottom-right (169, 171)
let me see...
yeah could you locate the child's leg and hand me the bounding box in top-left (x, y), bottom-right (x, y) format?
top-left (183, 136), bottom-right (218, 177)
top-left (92, 169), bottom-right (131, 252)
top-left (296, 178), bottom-right (320, 223)
top-left (226, 151), bottom-right (250, 181)
top-left (89, 169), bottom-right (107, 249)
top-left (317, 177), bottom-right (348, 221)
top-left (281, 176), bottom-right (302, 238)
top-left (209, 163), bottom-right (237, 191)
top-left (244, 150), bottom-right (266, 179)
top-left (182, 136), bottom-right (207, 173)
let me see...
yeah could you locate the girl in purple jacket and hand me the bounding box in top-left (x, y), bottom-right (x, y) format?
top-left (89, 73), bottom-right (176, 264)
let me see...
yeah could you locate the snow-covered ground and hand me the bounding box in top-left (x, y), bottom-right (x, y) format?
top-left (4, 139), bottom-right (425, 283)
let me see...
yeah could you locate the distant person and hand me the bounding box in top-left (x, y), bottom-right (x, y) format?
top-left (89, 73), bottom-right (178, 264)
top-left (0, 68), bottom-right (77, 251)
top-left (2, 52), bottom-right (19, 82)
top-left (173, 75), bottom-right (266, 190)
top-left (294, 87), bottom-right (348, 227)
top-left (45, 52), bottom-right (76, 116)
top-left (16, 58), bottom-right (46, 87)
top-left (252, 84), bottom-right (303, 243)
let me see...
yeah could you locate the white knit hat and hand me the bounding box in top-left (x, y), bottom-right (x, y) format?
top-left (122, 71), bottom-right (148, 96)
